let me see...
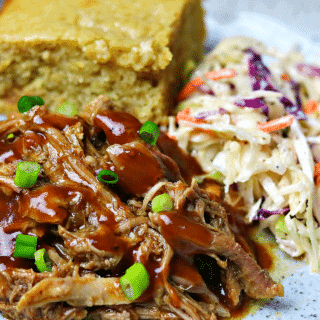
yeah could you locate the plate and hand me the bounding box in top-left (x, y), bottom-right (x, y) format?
top-left (203, 3), bottom-right (320, 319)
top-left (232, 228), bottom-right (320, 319)
top-left (1, 1), bottom-right (320, 319)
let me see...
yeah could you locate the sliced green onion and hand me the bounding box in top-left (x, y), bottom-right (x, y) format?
top-left (30, 96), bottom-right (45, 107)
top-left (120, 263), bottom-right (149, 300)
top-left (151, 193), bottom-right (173, 213)
top-left (34, 248), bottom-right (52, 272)
top-left (7, 133), bottom-right (14, 139)
top-left (56, 101), bottom-right (78, 117)
top-left (18, 96), bottom-right (44, 113)
top-left (97, 170), bottom-right (118, 184)
top-left (210, 171), bottom-right (224, 184)
top-left (194, 176), bottom-right (204, 184)
top-left (139, 121), bottom-right (160, 146)
top-left (14, 161), bottom-right (41, 188)
top-left (275, 215), bottom-right (288, 238)
top-left (13, 234), bottom-right (37, 259)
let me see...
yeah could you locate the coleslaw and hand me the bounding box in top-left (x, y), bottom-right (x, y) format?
top-left (168, 36), bottom-right (320, 272)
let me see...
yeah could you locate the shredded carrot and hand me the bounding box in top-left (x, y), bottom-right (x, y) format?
top-left (175, 108), bottom-right (216, 135)
top-left (193, 127), bottom-right (218, 136)
top-left (166, 133), bottom-right (177, 141)
top-left (257, 114), bottom-right (294, 133)
top-left (304, 99), bottom-right (318, 115)
top-left (316, 175), bottom-right (320, 186)
top-left (177, 68), bottom-right (237, 102)
top-left (177, 77), bottom-right (205, 102)
top-left (281, 74), bottom-right (291, 82)
top-left (205, 68), bottom-right (237, 81)
top-left (176, 108), bottom-right (206, 124)
top-left (314, 162), bottom-right (320, 177)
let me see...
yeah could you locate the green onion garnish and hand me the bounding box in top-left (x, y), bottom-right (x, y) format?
top-left (34, 248), bottom-right (52, 272)
top-left (30, 96), bottom-right (45, 107)
top-left (275, 215), bottom-right (288, 238)
top-left (210, 171), bottom-right (224, 184)
top-left (18, 96), bottom-right (44, 113)
top-left (139, 121), bottom-right (160, 146)
top-left (194, 176), bottom-right (204, 184)
top-left (120, 263), bottom-right (149, 300)
top-left (13, 234), bottom-right (37, 259)
top-left (97, 170), bottom-right (118, 184)
top-left (151, 193), bottom-right (173, 213)
top-left (7, 133), bottom-right (14, 139)
top-left (14, 161), bottom-right (41, 188)
top-left (56, 101), bottom-right (78, 117)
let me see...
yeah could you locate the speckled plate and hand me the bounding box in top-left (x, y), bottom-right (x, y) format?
top-left (202, 3), bottom-right (320, 319)
top-left (231, 228), bottom-right (320, 320)
top-left (0, 1), bottom-right (320, 319)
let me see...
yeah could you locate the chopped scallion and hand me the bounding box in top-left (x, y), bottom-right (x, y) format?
top-left (14, 161), bottom-right (41, 188)
top-left (120, 263), bottom-right (149, 300)
top-left (97, 170), bottom-right (118, 184)
top-left (275, 215), bottom-right (288, 238)
top-left (194, 176), bottom-right (204, 184)
top-left (13, 234), bottom-right (37, 259)
top-left (7, 133), bottom-right (14, 139)
top-left (151, 193), bottom-right (173, 213)
top-left (18, 96), bottom-right (44, 113)
top-left (139, 121), bottom-right (160, 146)
top-left (30, 96), bottom-right (45, 107)
top-left (56, 101), bottom-right (78, 117)
top-left (34, 248), bottom-right (52, 272)
top-left (210, 171), bottom-right (224, 184)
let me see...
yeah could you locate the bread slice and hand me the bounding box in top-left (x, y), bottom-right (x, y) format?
top-left (0, 0), bottom-right (205, 123)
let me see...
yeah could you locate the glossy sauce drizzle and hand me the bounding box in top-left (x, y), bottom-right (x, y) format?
top-left (158, 211), bottom-right (213, 255)
top-left (0, 108), bottom-right (274, 318)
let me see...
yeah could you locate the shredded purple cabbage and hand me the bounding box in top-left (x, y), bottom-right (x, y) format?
top-left (191, 83), bottom-right (215, 96)
top-left (234, 97), bottom-right (269, 116)
top-left (244, 48), bottom-right (307, 120)
top-left (219, 108), bottom-right (228, 114)
top-left (279, 96), bottom-right (306, 120)
top-left (253, 207), bottom-right (290, 220)
top-left (296, 63), bottom-right (320, 77)
top-left (290, 80), bottom-right (302, 107)
top-left (244, 49), bottom-right (279, 92)
top-left (193, 108), bottom-right (228, 119)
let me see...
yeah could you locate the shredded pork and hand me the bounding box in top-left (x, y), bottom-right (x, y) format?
top-left (0, 95), bottom-right (283, 320)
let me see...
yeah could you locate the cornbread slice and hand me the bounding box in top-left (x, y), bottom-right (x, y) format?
top-left (0, 0), bottom-right (205, 123)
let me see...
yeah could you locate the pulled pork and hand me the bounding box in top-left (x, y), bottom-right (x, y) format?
top-left (0, 95), bottom-right (283, 320)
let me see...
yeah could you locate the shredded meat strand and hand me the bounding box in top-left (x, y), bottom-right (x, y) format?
top-left (0, 96), bottom-right (283, 320)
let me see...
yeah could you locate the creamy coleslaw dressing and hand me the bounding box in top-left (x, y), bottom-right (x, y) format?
top-left (169, 36), bottom-right (320, 272)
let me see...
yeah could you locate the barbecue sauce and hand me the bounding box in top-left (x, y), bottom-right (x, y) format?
top-left (100, 143), bottom-right (164, 196)
top-left (158, 211), bottom-right (213, 254)
top-left (156, 132), bottom-right (205, 184)
top-left (0, 107), bottom-right (274, 320)
top-left (93, 111), bottom-right (141, 145)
